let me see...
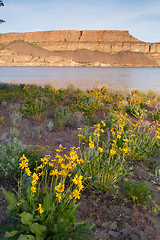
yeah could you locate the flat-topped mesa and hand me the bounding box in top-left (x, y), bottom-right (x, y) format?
top-left (79, 30), bottom-right (140, 42)
top-left (0, 30), bottom-right (141, 44)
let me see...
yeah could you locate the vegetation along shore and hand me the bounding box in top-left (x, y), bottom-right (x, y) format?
top-left (0, 83), bottom-right (160, 239)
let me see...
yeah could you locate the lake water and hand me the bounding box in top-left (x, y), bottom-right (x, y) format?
top-left (0, 66), bottom-right (160, 92)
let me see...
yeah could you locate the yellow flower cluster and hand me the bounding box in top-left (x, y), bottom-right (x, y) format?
top-left (89, 136), bottom-right (94, 149)
top-left (33, 145), bottom-right (84, 203)
top-left (19, 154), bottom-right (32, 176)
top-left (71, 174), bottom-right (84, 199)
top-left (93, 123), bottom-right (105, 137)
top-left (23, 85), bottom-right (31, 91)
top-left (19, 145), bottom-right (85, 212)
top-left (19, 154), bottom-right (40, 194)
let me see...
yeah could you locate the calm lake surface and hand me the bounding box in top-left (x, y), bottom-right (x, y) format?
top-left (0, 66), bottom-right (160, 92)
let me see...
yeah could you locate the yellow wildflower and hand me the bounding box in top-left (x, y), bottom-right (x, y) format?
top-left (59, 144), bottom-right (66, 150)
top-left (89, 142), bottom-right (94, 149)
top-left (35, 164), bottom-right (44, 170)
top-left (89, 136), bottom-right (94, 149)
top-left (50, 168), bottom-right (58, 176)
top-left (56, 155), bottom-right (64, 164)
top-left (73, 174), bottom-right (83, 185)
top-left (101, 121), bottom-right (106, 126)
top-left (110, 149), bottom-right (116, 155)
top-left (32, 172), bottom-right (39, 182)
top-left (94, 131), bottom-right (100, 137)
top-left (123, 148), bottom-right (129, 153)
top-left (61, 163), bottom-right (67, 169)
top-left (69, 194), bottom-right (73, 200)
top-left (123, 139), bottom-right (129, 142)
top-left (58, 170), bottom-right (67, 176)
top-left (78, 134), bottom-right (85, 139)
top-left (94, 123), bottom-right (101, 128)
top-left (156, 135), bottom-right (160, 139)
top-left (41, 156), bottom-right (49, 165)
top-left (78, 183), bottom-right (84, 191)
top-left (117, 134), bottom-right (121, 139)
top-left (31, 179), bottom-right (38, 186)
top-left (19, 154), bottom-right (27, 162)
top-left (38, 204), bottom-right (44, 214)
top-left (38, 171), bottom-right (44, 176)
top-left (19, 161), bottom-right (28, 169)
top-left (76, 158), bottom-right (84, 164)
top-left (98, 147), bottom-right (103, 153)
top-left (73, 189), bottom-right (81, 199)
top-left (55, 183), bottom-right (65, 193)
top-left (25, 168), bottom-right (32, 176)
top-left (55, 148), bottom-right (62, 153)
top-left (56, 193), bottom-right (62, 202)
top-left (49, 162), bottom-right (54, 167)
top-left (31, 185), bottom-right (37, 193)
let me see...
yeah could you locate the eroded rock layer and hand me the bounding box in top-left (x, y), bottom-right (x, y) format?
top-left (0, 30), bottom-right (160, 67)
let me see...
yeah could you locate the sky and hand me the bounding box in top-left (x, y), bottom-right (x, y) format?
top-left (0, 0), bottom-right (160, 43)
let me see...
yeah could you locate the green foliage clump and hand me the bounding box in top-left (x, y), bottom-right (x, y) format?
top-left (78, 123), bottom-right (132, 192)
top-left (126, 104), bottom-right (147, 119)
top-left (20, 85), bottom-right (55, 119)
top-left (123, 179), bottom-right (152, 206)
top-left (0, 136), bottom-right (25, 179)
top-left (101, 113), bottom-right (159, 162)
top-left (148, 109), bottom-right (160, 121)
top-left (53, 106), bottom-right (76, 128)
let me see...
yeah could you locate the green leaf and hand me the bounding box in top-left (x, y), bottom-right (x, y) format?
top-left (4, 230), bottom-right (19, 237)
top-left (17, 234), bottom-right (36, 240)
top-left (19, 212), bottom-right (34, 225)
top-left (29, 222), bottom-right (47, 240)
top-left (43, 192), bottom-right (55, 213)
top-left (26, 185), bottom-right (32, 200)
top-left (2, 187), bottom-right (18, 213)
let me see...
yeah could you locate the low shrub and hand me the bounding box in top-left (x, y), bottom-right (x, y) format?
top-left (0, 136), bottom-right (25, 179)
top-left (78, 122), bottom-right (132, 192)
top-left (2, 146), bottom-right (93, 240)
top-left (123, 179), bottom-right (152, 206)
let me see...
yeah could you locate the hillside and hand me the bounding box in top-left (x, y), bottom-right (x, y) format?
top-left (0, 30), bottom-right (160, 67)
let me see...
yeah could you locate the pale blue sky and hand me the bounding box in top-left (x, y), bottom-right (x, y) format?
top-left (0, 0), bottom-right (160, 43)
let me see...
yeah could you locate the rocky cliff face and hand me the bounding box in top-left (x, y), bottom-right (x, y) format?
top-left (0, 30), bottom-right (160, 67)
top-left (0, 30), bottom-right (140, 43)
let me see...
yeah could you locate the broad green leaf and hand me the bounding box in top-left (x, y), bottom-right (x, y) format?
top-left (19, 212), bottom-right (33, 225)
top-left (17, 234), bottom-right (36, 240)
top-left (2, 187), bottom-right (18, 213)
top-left (43, 192), bottom-right (55, 213)
top-left (4, 230), bottom-right (19, 237)
top-left (29, 222), bottom-right (47, 240)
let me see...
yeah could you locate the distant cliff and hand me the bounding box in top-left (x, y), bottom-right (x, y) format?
top-left (0, 30), bottom-right (160, 67)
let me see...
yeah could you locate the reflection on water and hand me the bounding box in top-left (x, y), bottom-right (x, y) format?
top-left (0, 66), bottom-right (160, 92)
